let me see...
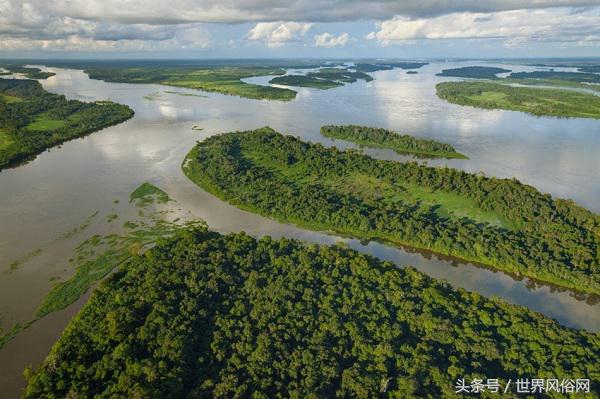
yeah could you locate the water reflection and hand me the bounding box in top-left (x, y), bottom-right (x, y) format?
top-left (1, 63), bottom-right (600, 333)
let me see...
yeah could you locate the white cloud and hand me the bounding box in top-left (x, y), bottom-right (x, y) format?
top-left (314, 32), bottom-right (349, 48)
top-left (367, 8), bottom-right (600, 46)
top-left (247, 22), bottom-right (312, 48)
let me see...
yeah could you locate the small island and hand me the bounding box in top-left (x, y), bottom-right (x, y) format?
top-left (0, 79), bottom-right (134, 170)
top-left (269, 75), bottom-right (343, 89)
top-left (437, 66), bottom-right (511, 79)
top-left (320, 125), bottom-right (467, 159)
top-left (436, 81), bottom-right (600, 119)
top-left (0, 64), bottom-right (56, 79)
top-left (183, 128), bottom-right (600, 294)
top-left (23, 227), bottom-right (600, 398)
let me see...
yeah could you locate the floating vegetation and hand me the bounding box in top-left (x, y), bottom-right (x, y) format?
top-left (129, 182), bottom-right (171, 206)
top-left (5, 248), bottom-right (43, 274)
top-left (164, 90), bottom-right (208, 98)
top-left (143, 92), bottom-right (161, 101)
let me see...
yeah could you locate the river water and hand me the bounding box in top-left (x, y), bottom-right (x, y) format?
top-left (1, 61), bottom-right (599, 397)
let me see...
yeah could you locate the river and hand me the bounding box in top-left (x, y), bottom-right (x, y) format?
top-left (1, 61), bottom-right (599, 397)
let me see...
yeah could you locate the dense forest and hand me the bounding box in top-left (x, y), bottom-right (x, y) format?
top-left (0, 65), bottom-right (56, 79)
top-left (269, 75), bottom-right (343, 89)
top-left (183, 128), bottom-right (600, 294)
top-left (80, 66), bottom-right (297, 101)
top-left (23, 228), bottom-right (600, 398)
top-left (436, 66), bottom-right (511, 79)
top-left (270, 68), bottom-right (373, 89)
top-left (0, 79), bottom-right (134, 170)
top-left (320, 125), bottom-right (467, 159)
top-left (436, 81), bottom-right (600, 118)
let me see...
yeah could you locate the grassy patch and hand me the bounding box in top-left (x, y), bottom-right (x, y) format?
top-left (27, 115), bottom-right (67, 131)
top-left (0, 93), bottom-right (22, 103)
top-left (0, 129), bottom-right (15, 150)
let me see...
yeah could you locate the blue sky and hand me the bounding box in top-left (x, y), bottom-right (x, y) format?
top-left (1, 1), bottom-right (600, 58)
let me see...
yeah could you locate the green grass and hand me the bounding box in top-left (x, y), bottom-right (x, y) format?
top-left (0, 93), bottom-right (22, 103)
top-left (26, 115), bottom-right (67, 131)
top-left (0, 129), bottom-right (14, 150)
top-left (436, 81), bottom-right (600, 119)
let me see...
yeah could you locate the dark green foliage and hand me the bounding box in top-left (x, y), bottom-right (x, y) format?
top-left (508, 71), bottom-right (600, 84)
top-left (437, 67), bottom-right (511, 79)
top-left (183, 128), bottom-right (600, 294)
top-left (1, 64), bottom-right (56, 79)
top-left (269, 75), bottom-right (343, 89)
top-left (0, 79), bottom-right (133, 170)
top-left (354, 62), bottom-right (428, 73)
top-left (321, 125), bottom-right (467, 159)
top-left (270, 68), bottom-right (374, 89)
top-left (307, 68), bottom-right (373, 83)
top-left (23, 228), bottom-right (600, 398)
top-left (436, 81), bottom-right (600, 118)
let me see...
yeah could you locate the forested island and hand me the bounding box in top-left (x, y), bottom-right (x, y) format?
top-left (0, 65), bottom-right (56, 79)
top-left (269, 68), bottom-right (373, 89)
top-left (437, 66), bottom-right (511, 79)
top-left (354, 62), bottom-right (428, 73)
top-left (0, 79), bottom-right (134, 170)
top-left (183, 128), bottom-right (600, 294)
top-left (436, 81), bottom-right (600, 118)
top-left (508, 71), bottom-right (600, 84)
top-left (321, 125), bottom-right (467, 159)
top-left (80, 65), bottom-right (297, 101)
top-left (23, 227), bottom-right (600, 398)
top-left (269, 75), bottom-right (343, 89)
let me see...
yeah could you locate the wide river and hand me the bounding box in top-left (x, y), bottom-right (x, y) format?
top-left (1, 61), bottom-right (599, 396)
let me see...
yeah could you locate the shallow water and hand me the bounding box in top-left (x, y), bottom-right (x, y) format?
top-left (1, 61), bottom-right (600, 397)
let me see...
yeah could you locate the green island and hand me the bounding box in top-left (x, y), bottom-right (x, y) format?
top-left (354, 62), bottom-right (428, 73)
top-left (321, 125), bottom-right (467, 159)
top-left (269, 75), bottom-right (343, 89)
top-left (436, 81), bottom-right (600, 119)
top-left (508, 71), bottom-right (600, 84)
top-left (82, 66), bottom-right (297, 101)
top-left (0, 64), bottom-right (56, 79)
top-left (183, 128), bottom-right (600, 294)
top-left (23, 227), bottom-right (600, 398)
top-left (269, 68), bottom-right (373, 89)
top-left (437, 66), bottom-right (511, 79)
top-left (0, 79), bottom-right (134, 170)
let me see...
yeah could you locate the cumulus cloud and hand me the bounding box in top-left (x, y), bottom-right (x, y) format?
top-left (247, 22), bottom-right (312, 48)
top-left (366, 8), bottom-right (600, 46)
top-left (314, 32), bottom-right (349, 48)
